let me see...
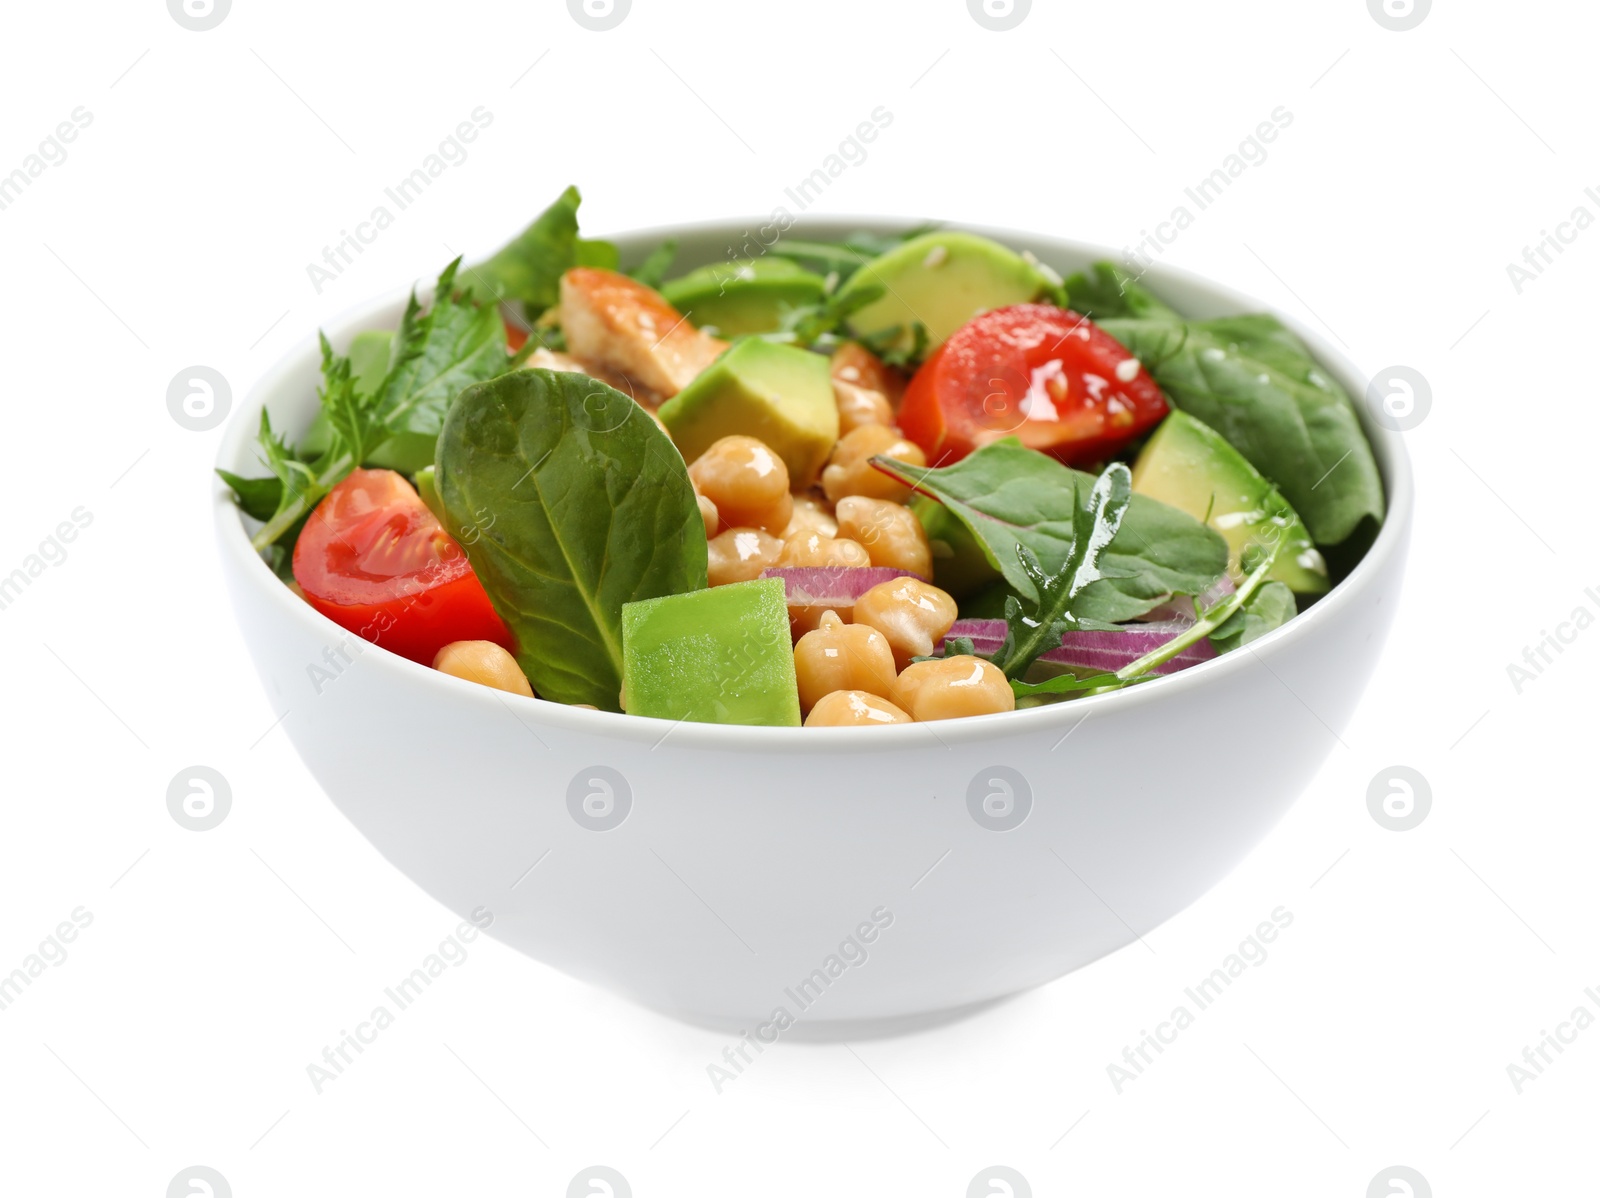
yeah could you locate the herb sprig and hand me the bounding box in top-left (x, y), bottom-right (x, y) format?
top-left (219, 258), bottom-right (510, 553)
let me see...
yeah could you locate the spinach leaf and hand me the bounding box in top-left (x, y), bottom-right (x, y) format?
top-left (1096, 313), bottom-right (1384, 546)
top-left (1209, 579), bottom-right (1296, 653)
top-left (872, 439), bottom-right (1227, 621)
top-left (436, 369), bottom-right (708, 710)
top-left (1063, 262), bottom-right (1182, 322)
top-left (475, 185), bottom-right (619, 321)
top-left (375, 258), bottom-right (509, 442)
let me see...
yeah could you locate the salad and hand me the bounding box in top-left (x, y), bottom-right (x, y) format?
top-left (222, 187), bottom-right (1385, 728)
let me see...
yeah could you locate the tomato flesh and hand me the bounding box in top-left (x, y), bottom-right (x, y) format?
top-left (898, 304), bottom-right (1169, 467)
top-left (293, 468), bottom-right (512, 665)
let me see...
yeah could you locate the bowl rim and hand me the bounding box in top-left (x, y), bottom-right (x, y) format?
top-left (215, 216), bottom-right (1413, 753)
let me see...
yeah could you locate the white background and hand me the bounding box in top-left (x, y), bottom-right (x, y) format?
top-left (1, 0), bottom-right (1595, 1194)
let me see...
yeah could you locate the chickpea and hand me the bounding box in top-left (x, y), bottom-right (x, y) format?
top-left (804, 689), bottom-right (913, 727)
top-left (782, 495), bottom-right (838, 539)
top-left (821, 424), bottom-right (926, 504)
top-left (432, 640), bottom-right (534, 698)
top-left (834, 496), bottom-right (932, 578)
top-left (833, 378), bottom-right (894, 435)
top-left (892, 656), bottom-right (1015, 722)
top-left (852, 577), bottom-right (959, 669)
top-left (707, 527), bottom-right (783, 586)
top-left (793, 609), bottom-right (898, 712)
top-left (696, 492), bottom-right (720, 538)
top-left (776, 530), bottom-right (872, 569)
top-left (690, 435), bottom-right (792, 532)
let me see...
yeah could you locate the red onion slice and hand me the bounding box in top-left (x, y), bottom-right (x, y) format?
top-left (946, 618), bottom-right (1215, 676)
top-left (761, 566), bottom-right (927, 637)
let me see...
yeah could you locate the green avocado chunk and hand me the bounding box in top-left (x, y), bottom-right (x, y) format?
top-left (621, 578), bottom-right (801, 727)
top-left (834, 231), bottom-right (1053, 353)
top-left (656, 338), bottom-right (839, 486)
top-left (662, 258), bottom-right (828, 336)
top-left (1132, 410), bottom-right (1328, 594)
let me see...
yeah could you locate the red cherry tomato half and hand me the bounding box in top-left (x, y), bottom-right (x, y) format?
top-left (293, 468), bottom-right (512, 665)
top-left (898, 304), bottom-right (1169, 467)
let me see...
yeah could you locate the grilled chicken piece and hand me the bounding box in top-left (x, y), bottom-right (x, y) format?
top-left (526, 346), bottom-right (664, 408)
top-left (559, 267), bottom-right (726, 399)
top-left (526, 346), bottom-right (589, 374)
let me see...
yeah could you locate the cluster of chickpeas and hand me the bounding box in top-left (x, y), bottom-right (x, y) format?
top-left (684, 344), bottom-right (1016, 727)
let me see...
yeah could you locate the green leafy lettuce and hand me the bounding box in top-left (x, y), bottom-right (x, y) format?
top-left (436, 369), bottom-right (708, 710)
top-left (986, 463), bottom-right (1133, 679)
top-left (219, 258), bottom-right (510, 552)
top-left (473, 185), bottom-right (619, 322)
top-left (1064, 261), bottom-right (1385, 547)
top-left (871, 439), bottom-right (1228, 622)
top-left (1209, 579), bottom-right (1296, 653)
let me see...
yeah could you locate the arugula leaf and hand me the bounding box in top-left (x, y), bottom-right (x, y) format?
top-left (628, 238), bottom-right (678, 289)
top-left (1096, 312), bottom-right (1384, 546)
top-left (1009, 669), bottom-right (1141, 698)
top-left (871, 439), bottom-right (1227, 621)
top-left (773, 281), bottom-right (886, 349)
top-left (475, 185), bottom-right (618, 321)
top-left (374, 258), bottom-right (509, 443)
top-left (1063, 262), bottom-right (1182, 322)
top-left (436, 369), bottom-right (709, 710)
top-left (227, 261), bottom-right (510, 552)
top-left (1095, 542), bottom-right (1284, 688)
top-left (861, 319), bottom-right (929, 368)
top-left (217, 469), bottom-right (280, 522)
top-left (320, 343), bottom-right (385, 469)
top-left (1209, 579), bottom-right (1296, 653)
top-left (988, 464), bottom-right (1133, 679)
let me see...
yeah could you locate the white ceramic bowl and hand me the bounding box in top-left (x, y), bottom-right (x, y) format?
top-left (216, 219), bottom-right (1411, 1036)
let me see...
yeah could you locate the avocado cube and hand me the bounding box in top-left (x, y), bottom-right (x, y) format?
top-left (1132, 411), bottom-right (1329, 594)
top-left (657, 339), bottom-right (839, 486)
top-left (662, 258), bottom-right (828, 336)
top-left (621, 578), bottom-right (801, 727)
top-left (835, 231), bottom-right (1052, 353)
